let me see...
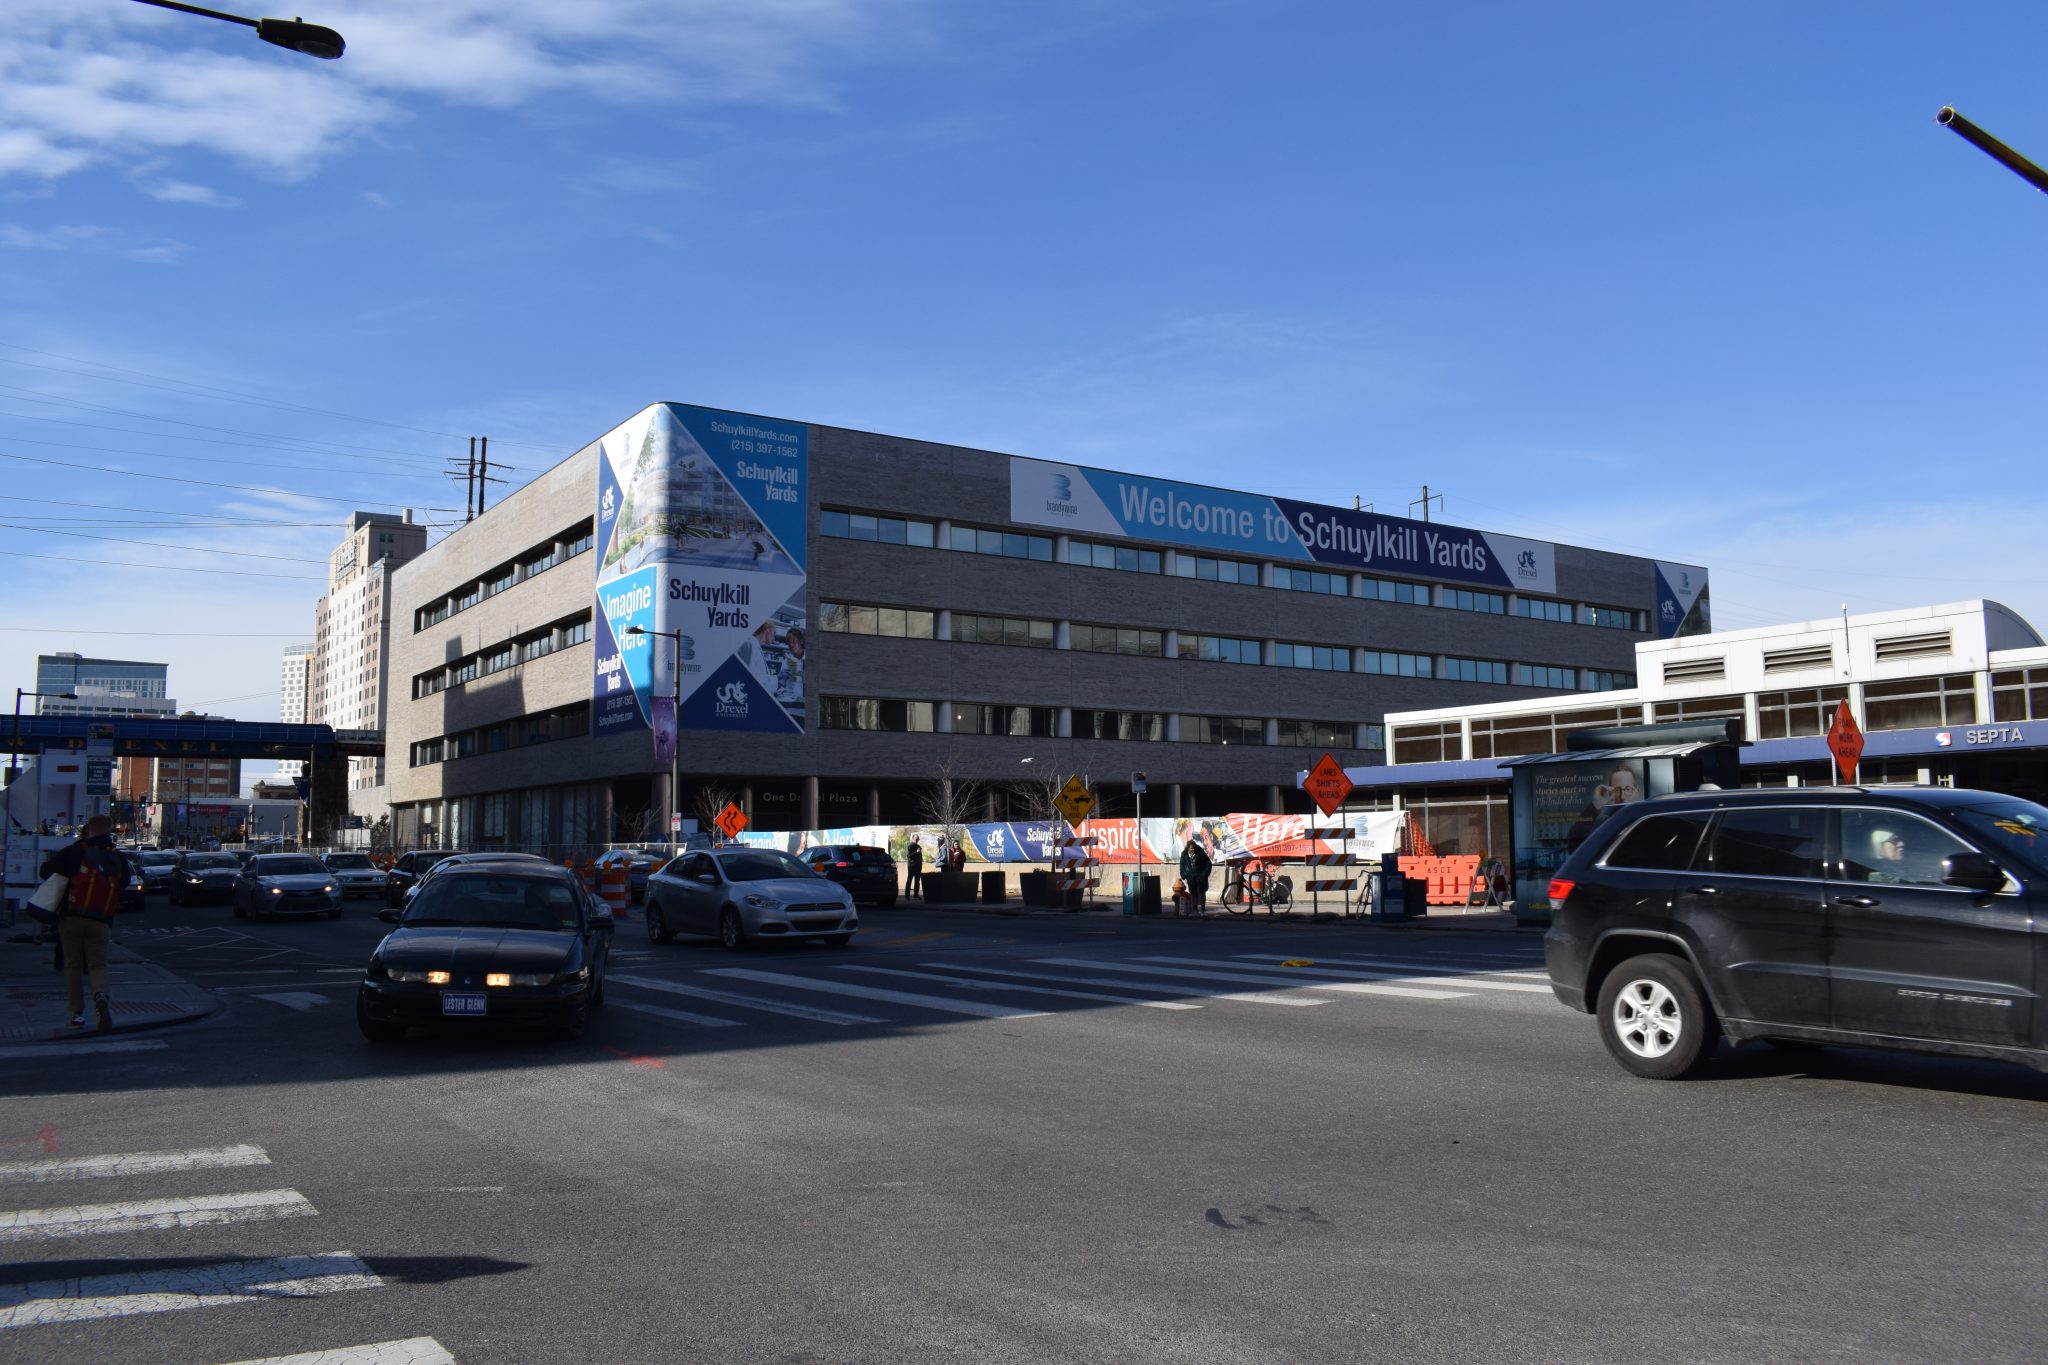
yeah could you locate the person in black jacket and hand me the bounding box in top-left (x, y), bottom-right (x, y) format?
top-left (40, 814), bottom-right (129, 1032)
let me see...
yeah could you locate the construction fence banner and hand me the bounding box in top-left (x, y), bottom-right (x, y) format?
top-left (735, 812), bottom-right (1405, 866)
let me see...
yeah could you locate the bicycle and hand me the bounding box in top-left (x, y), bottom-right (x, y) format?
top-left (1220, 860), bottom-right (1292, 915)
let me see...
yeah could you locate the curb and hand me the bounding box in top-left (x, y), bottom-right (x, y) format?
top-left (1, 935), bottom-right (222, 1043)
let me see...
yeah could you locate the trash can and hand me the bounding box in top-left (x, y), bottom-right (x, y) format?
top-left (979, 870), bottom-right (1006, 904)
top-left (1403, 873), bottom-right (1429, 920)
top-left (1121, 871), bottom-right (1162, 916)
top-left (1374, 854), bottom-right (1407, 919)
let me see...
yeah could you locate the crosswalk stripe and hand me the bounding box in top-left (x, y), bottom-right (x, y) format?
top-left (253, 992), bottom-right (336, 1011)
top-left (0, 1188), bottom-right (316, 1243)
top-left (0, 1039), bottom-right (167, 1059)
top-left (707, 968), bottom-right (1049, 1020)
top-left (1232, 955), bottom-right (1554, 991)
top-left (842, 965), bottom-right (1203, 1010)
top-left (217, 1337), bottom-right (456, 1365)
top-left (608, 974), bottom-right (881, 1025)
top-left (0, 1250), bottom-right (383, 1329)
top-left (943, 961), bottom-right (1325, 1007)
top-left (1121, 957), bottom-right (1465, 999)
top-left (609, 999), bottom-right (742, 1029)
top-left (0, 1144), bottom-right (270, 1187)
top-left (1031, 957), bottom-right (1389, 1002)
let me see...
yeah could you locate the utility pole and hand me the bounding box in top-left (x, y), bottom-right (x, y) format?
top-left (1409, 485), bottom-right (1442, 523)
top-left (477, 437), bottom-right (490, 515)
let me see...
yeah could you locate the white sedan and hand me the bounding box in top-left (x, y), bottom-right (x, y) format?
top-left (644, 848), bottom-right (857, 950)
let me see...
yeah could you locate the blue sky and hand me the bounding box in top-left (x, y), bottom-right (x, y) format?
top-left (2, 1), bottom-right (2045, 764)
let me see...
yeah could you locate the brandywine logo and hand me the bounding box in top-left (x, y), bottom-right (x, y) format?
top-left (1051, 474), bottom-right (1072, 500)
top-left (679, 636), bottom-right (696, 661)
top-left (715, 680), bottom-right (749, 715)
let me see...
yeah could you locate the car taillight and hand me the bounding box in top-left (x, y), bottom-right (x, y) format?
top-left (1548, 877), bottom-right (1574, 904)
top-left (834, 861), bottom-right (851, 868)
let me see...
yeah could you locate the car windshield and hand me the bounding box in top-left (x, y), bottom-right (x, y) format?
top-left (719, 851), bottom-right (818, 882)
top-left (138, 851), bottom-right (178, 865)
top-left (255, 856), bottom-right (326, 876)
top-left (403, 875), bottom-right (583, 931)
top-left (1949, 800), bottom-right (2048, 877)
top-left (326, 854), bottom-right (374, 869)
top-left (185, 854), bottom-right (239, 870)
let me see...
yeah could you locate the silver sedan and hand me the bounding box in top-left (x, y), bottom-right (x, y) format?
top-left (644, 848), bottom-right (858, 950)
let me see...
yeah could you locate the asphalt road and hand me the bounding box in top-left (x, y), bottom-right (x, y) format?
top-left (5, 894), bottom-right (2046, 1364)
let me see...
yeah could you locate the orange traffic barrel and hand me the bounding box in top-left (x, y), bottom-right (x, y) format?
top-left (599, 862), bottom-right (630, 917)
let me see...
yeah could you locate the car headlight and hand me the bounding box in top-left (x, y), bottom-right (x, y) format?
top-left (381, 967), bottom-right (432, 983)
top-left (269, 886), bottom-right (284, 895)
top-left (742, 893), bottom-right (778, 910)
top-left (323, 885), bottom-right (336, 894)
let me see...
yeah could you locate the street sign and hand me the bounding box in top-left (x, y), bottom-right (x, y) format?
top-left (1827, 701), bottom-right (1865, 785)
top-left (715, 802), bottom-right (750, 841)
top-left (1053, 776), bottom-right (1096, 827)
top-left (1131, 771), bottom-right (1148, 796)
top-left (670, 811), bottom-right (684, 833)
top-left (85, 758), bottom-right (112, 797)
top-left (1304, 753), bottom-right (1355, 816)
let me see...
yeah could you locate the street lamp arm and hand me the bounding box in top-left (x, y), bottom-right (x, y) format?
top-left (1937, 106), bottom-right (2048, 197)
top-left (129, 0), bottom-right (346, 59)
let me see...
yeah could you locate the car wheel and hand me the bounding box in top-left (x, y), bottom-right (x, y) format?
top-left (356, 998), bottom-right (405, 1045)
top-left (1596, 954), bottom-right (1718, 1080)
top-left (719, 907), bottom-right (748, 952)
top-left (646, 901), bottom-right (673, 944)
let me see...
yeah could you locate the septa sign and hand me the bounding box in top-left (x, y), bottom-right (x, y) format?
top-left (1827, 701), bottom-right (1865, 785)
top-left (1304, 753), bottom-right (1355, 816)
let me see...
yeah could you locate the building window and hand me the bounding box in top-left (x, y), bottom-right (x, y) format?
top-left (948, 524), bottom-right (1054, 562)
top-left (1515, 664), bottom-right (1577, 689)
top-left (563, 528), bottom-right (594, 559)
top-left (1277, 566), bottom-right (1348, 596)
top-left (1444, 588), bottom-right (1505, 615)
top-left (821, 509), bottom-right (938, 548)
top-left (820, 697), bottom-right (938, 732)
top-left (1171, 553), bottom-right (1260, 585)
top-left (1074, 709), bottom-right (1166, 741)
top-left (1177, 634), bottom-right (1262, 665)
top-left (944, 703), bottom-right (1057, 737)
top-left (1992, 668), bottom-right (2048, 722)
top-left (1275, 718), bottom-right (1353, 749)
top-left (1390, 721), bottom-right (1461, 764)
top-left (1757, 687), bottom-right (1850, 740)
top-left (1071, 624), bottom-right (1165, 657)
top-left (1513, 596), bottom-right (1575, 623)
top-left (1651, 694), bottom-right (1745, 723)
top-left (1273, 642), bottom-right (1351, 672)
top-left (1584, 604), bottom-right (1641, 631)
top-left (1359, 575), bottom-right (1429, 605)
top-left (1179, 715), bottom-right (1265, 745)
top-left (1359, 649), bottom-right (1433, 678)
top-left (818, 602), bottom-right (937, 639)
top-left (950, 612), bottom-right (1056, 648)
top-left (1067, 538), bottom-right (1162, 574)
top-left (1582, 670), bottom-right (1635, 692)
top-left (1864, 673), bottom-right (1977, 731)
top-left (1443, 656), bottom-right (1508, 685)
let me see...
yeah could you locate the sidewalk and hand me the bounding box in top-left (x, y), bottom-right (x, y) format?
top-left (0, 928), bottom-right (218, 1043)
top-left (903, 891), bottom-right (1534, 931)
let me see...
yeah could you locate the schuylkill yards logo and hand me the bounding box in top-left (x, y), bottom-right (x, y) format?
top-left (715, 680), bottom-right (750, 717)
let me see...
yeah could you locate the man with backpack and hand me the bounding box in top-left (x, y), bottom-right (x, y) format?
top-left (39, 814), bottom-right (129, 1033)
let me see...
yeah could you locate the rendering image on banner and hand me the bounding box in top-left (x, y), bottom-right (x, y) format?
top-left (593, 403), bottom-right (808, 738)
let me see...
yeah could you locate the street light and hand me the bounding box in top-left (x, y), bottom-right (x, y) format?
top-left (1936, 106), bottom-right (2048, 197)
top-left (9, 690), bottom-right (78, 784)
top-left (130, 0), bottom-right (346, 60)
top-left (625, 626), bottom-right (683, 846)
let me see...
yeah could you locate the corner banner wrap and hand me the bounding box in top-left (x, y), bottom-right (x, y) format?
top-left (1653, 560), bottom-right (1711, 639)
top-left (594, 403), bottom-right (809, 739)
top-left (1009, 457), bottom-right (1558, 595)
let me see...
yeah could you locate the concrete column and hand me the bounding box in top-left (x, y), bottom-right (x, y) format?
top-left (983, 789), bottom-right (997, 821)
top-left (1262, 562), bottom-right (1279, 588)
top-left (1164, 629), bottom-right (1181, 658)
top-left (1166, 714), bottom-right (1182, 743)
top-left (1742, 692), bottom-right (1762, 744)
top-left (1262, 639), bottom-right (1277, 666)
top-left (936, 519), bottom-right (952, 550)
top-left (597, 783), bottom-right (615, 845)
top-left (1167, 782), bottom-right (1183, 817)
top-left (1055, 620), bottom-right (1071, 649)
top-left (740, 782), bottom-right (754, 825)
top-left (1055, 534), bottom-right (1071, 563)
top-left (867, 783), bottom-right (881, 826)
top-left (1058, 706), bottom-right (1072, 738)
top-left (1163, 549), bottom-right (1179, 576)
top-left (802, 775), bottom-right (819, 831)
top-left (1264, 718), bottom-right (1280, 746)
top-left (937, 609), bottom-right (953, 642)
top-left (936, 703), bottom-right (954, 734)
top-left (1266, 784), bottom-right (1283, 815)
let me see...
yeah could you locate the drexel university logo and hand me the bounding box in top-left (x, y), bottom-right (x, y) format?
top-left (600, 485), bottom-right (616, 522)
top-left (1516, 549), bottom-right (1538, 577)
top-left (715, 680), bottom-right (750, 717)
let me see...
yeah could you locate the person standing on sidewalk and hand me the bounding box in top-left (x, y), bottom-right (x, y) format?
top-left (1179, 835), bottom-right (1213, 913)
top-left (39, 814), bottom-right (128, 1032)
top-left (905, 836), bottom-right (924, 898)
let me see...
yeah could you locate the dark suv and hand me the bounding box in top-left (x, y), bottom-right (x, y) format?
top-left (1545, 786), bottom-right (2048, 1079)
top-left (800, 844), bottom-right (900, 907)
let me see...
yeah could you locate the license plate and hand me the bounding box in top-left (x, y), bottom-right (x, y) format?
top-left (441, 992), bottom-right (488, 1017)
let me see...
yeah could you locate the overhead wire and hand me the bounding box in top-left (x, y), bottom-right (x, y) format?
top-left (0, 523), bottom-right (330, 563)
top-left (0, 429), bottom-right (455, 482)
top-left (0, 449), bottom-right (460, 510)
top-left (0, 547), bottom-right (321, 579)
top-left (0, 627), bottom-right (312, 637)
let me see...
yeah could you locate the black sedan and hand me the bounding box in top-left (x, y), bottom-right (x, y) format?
top-left (233, 853), bottom-right (342, 920)
top-left (134, 850), bottom-right (181, 896)
top-left (357, 863), bottom-right (612, 1042)
top-left (385, 849), bottom-right (463, 907)
top-left (800, 844), bottom-right (901, 907)
top-left (170, 851), bottom-right (244, 905)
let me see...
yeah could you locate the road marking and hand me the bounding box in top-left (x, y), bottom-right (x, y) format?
top-left (216, 1334), bottom-right (457, 1365)
top-left (1231, 955), bottom-right (1554, 991)
top-left (216, 980), bottom-right (357, 994)
top-left (0, 1250), bottom-right (383, 1329)
top-left (929, 961), bottom-right (1325, 1006)
top-left (0, 1144), bottom-right (270, 1187)
top-left (317, 967), bottom-right (367, 974)
top-left (1118, 957), bottom-right (1464, 999)
top-left (607, 974), bottom-right (880, 1025)
top-left (1029, 958), bottom-right (1339, 1005)
top-left (843, 964), bottom-right (1203, 1010)
top-left (609, 999), bottom-right (742, 1029)
top-left (192, 969), bottom-right (302, 977)
top-left (867, 931), bottom-right (953, 948)
top-left (0, 1039), bottom-right (167, 1059)
top-left (708, 968), bottom-right (1049, 1020)
top-left (252, 992), bottom-right (336, 1011)
top-left (0, 1188), bottom-right (316, 1243)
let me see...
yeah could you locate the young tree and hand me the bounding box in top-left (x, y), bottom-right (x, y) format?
top-left (915, 757), bottom-right (986, 871)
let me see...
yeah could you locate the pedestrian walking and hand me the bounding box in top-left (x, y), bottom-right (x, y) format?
top-left (1179, 835), bottom-right (1213, 913)
top-left (39, 814), bottom-right (129, 1032)
top-left (949, 837), bottom-right (967, 873)
top-left (905, 836), bottom-right (924, 897)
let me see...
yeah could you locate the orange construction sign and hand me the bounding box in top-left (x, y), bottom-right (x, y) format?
top-left (715, 802), bottom-right (750, 840)
top-left (1304, 753), bottom-right (1355, 817)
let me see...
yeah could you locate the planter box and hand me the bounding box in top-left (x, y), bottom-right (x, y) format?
top-left (924, 871), bottom-right (978, 904)
top-left (1018, 870), bottom-right (1056, 907)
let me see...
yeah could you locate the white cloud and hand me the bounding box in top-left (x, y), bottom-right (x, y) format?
top-left (0, 1), bottom-right (933, 188)
top-left (139, 178), bottom-right (239, 208)
top-left (0, 222), bottom-right (185, 262)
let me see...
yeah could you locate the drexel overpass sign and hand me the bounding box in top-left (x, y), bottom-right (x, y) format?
top-left (7, 716), bottom-right (383, 761)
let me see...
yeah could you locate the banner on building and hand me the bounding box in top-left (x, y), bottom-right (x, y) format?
top-left (735, 812), bottom-right (1403, 865)
top-left (593, 403), bottom-right (809, 739)
top-left (1653, 560), bottom-right (1711, 639)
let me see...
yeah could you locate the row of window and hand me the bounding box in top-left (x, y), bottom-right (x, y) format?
top-left (819, 507), bottom-right (1644, 627)
top-left (408, 703), bottom-right (592, 767)
top-left (412, 613), bottom-right (593, 698)
top-left (415, 520), bottom-right (594, 632)
top-left (819, 695), bottom-right (1386, 748)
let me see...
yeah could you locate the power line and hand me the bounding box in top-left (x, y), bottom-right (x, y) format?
top-left (0, 449), bottom-right (460, 511)
top-left (0, 627), bottom-right (310, 636)
top-left (0, 547), bottom-right (321, 580)
top-left (0, 494), bottom-right (351, 526)
top-left (0, 428), bottom-right (453, 482)
top-left (0, 523), bottom-right (330, 563)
